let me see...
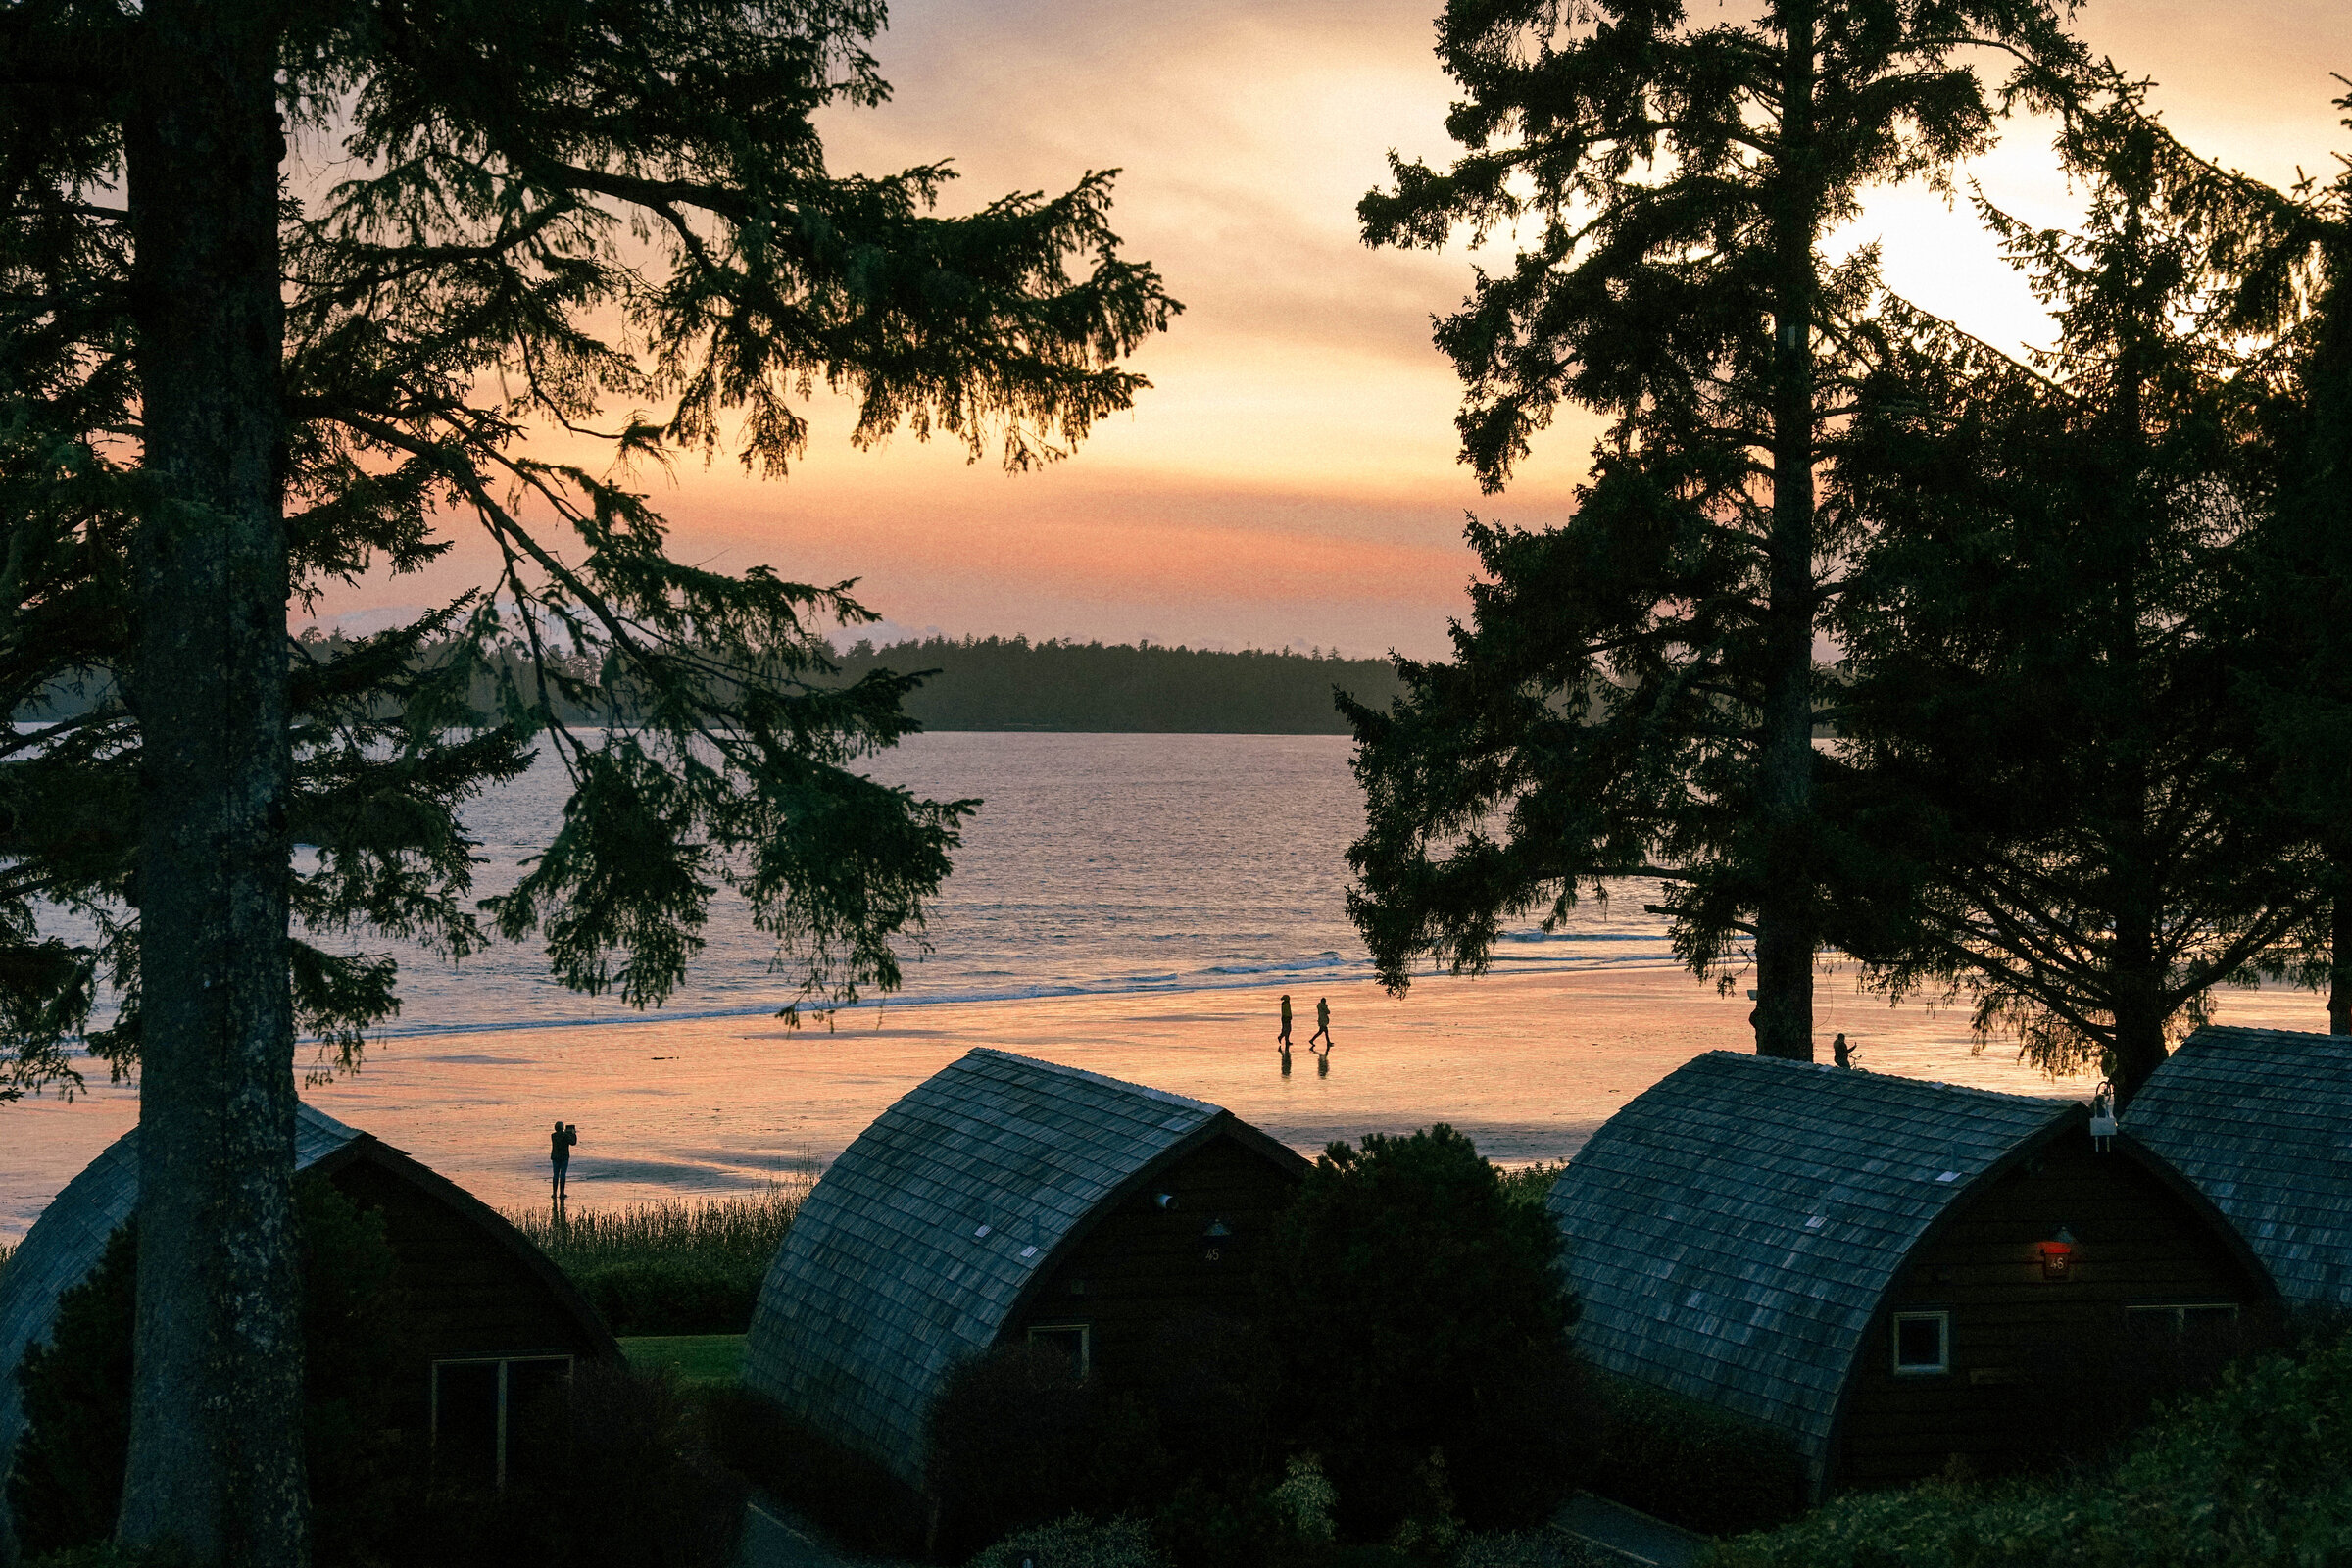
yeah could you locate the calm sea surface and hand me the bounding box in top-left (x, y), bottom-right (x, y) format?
top-left (4, 732), bottom-right (2184, 1239)
top-left (353, 731), bottom-right (1675, 1034)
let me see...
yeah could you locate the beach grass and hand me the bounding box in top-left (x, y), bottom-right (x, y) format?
top-left (503, 1178), bottom-right (811, 1335)
top-left (620, 1333), bottom-right (748, 1387)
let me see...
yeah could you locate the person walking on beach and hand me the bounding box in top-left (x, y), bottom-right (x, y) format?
top-left (1832, 1033), bottom-right (1855, 1069)
top-left (1278, 993), bottom-right (1294, 1049)
top-left (1309, 996), bottom-right (1332, 1052)
top-left (550, 1120), bottom-right (578, 1200)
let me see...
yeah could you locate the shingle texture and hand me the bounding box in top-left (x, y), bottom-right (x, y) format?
top-left (2128, 1025), bottom-right (2352, 1308)
top-left (0, 1104), bottom-right (362, 1561)
top-left (744, 1049), bottom-right (1226, 1485)
top-left (1548, 1053), bottom-right (2075, 1471)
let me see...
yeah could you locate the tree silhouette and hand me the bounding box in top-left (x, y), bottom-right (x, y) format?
top-left (1832, 90), bottom-right (2316, 1102)
top-left (0, 2), bottom-right (1175, 1561)
top-left (1350, 0), bottom-right (2081, 1057)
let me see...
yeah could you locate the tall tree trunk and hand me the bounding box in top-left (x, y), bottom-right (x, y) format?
top-left (119, 3), bottom-right (306, 1565)
top-left (1755, 0), bottom-right (1819, 1062)
top-left (2108, 900), bottom-right (2166, 1107)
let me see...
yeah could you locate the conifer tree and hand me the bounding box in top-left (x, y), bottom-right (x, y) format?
top-left (1348, 0), bottom-right (2081, 1057)
top-left (0, 3), bottom-right (1175, 1562)
top-left (2111, 83), bottom-right (2352, 1035)
top-left (1832, 95), bottom-right (2317, 1102)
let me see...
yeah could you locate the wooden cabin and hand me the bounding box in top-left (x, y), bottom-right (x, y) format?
top-left (2128, 1024), bottom-right (2352, 1310)
top-left (743, 1048), bottom-right (1308, 1488)
top-left (1549, 1053), bottom-right (2277, 1499)
top-left (0, 1103), bottom-right (615, 1563)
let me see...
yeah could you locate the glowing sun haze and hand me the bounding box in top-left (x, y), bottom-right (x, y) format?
top-left (308, 0), bottom-right (2349, 661)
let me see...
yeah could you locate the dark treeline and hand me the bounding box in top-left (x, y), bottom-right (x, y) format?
top-left (19, 635), bottom-right (1402, 736)
top-left (827, 635), bottom-right (1403, 733)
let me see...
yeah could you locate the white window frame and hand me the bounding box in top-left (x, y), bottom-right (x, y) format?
top-left (2126, 1301), bottom-right (2240, 1334)
top-left (429, 1353), bottom-right (574, 1491)
top-left (1890, 1310), bottom-right (1950, 1376)
top-left (1026, 1321), bottom-right (1092, 1379)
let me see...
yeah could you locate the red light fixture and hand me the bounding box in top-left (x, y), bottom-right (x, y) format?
top-left (2039, 1225), bottom-right (2078, 1280)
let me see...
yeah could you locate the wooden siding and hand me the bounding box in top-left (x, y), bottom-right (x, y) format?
top-left (330, 1161), bottom-right (611, 1428)
top-left (1010, 1134), bottom-right (1294, 1378)
top-left (1837, 1135), bottom-right (2266, 1489)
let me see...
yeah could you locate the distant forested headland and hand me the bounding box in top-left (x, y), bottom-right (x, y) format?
top-left (15, 635), bottom-right (1404, 734)
top-left (830, 636), bottom-right (1402, 733)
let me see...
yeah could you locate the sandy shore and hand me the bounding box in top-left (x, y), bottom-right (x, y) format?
top-left (3, 960), bottom-right (2334, 1241)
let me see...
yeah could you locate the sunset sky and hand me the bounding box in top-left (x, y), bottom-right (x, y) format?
top-left (316, 0), bottom-right (2348, 660)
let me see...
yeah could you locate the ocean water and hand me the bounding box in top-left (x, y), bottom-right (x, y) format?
top-left (21, 729), bottom-right (2256, 1239)
top-left (360, 731), bottom-right (1676, 1036)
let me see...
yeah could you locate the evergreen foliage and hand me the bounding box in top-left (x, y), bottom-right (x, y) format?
top-left (1708, 1331), bottom-right (2352, 1568)
top-left (1831, 92), bottom-right (2320, 1098)
top-left (828, 637), bottom-right (1403, 733)
top-left (1350, 0), bottom-right (2082, 1058)
top-left (2, 4), bottom-right (1172, 1557)
top-left (8, 1179), bottom-right (408, 1566)
top-left (1263, 1126), bottom-right (1579, 1536)
top-left (2123, 81), bottom-right (2352, 1035)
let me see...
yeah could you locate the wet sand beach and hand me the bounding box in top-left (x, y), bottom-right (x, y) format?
top-left (3, 961), bottom-right (2333, 1243)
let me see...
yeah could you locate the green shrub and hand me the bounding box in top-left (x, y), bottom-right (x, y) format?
top-left (8, 1177), bottom-right (411, 1566)
top-left (1493, 1162), bottom-right (1570, 1209)
top-left (1706, 1335), bottom-right (2352, 1568)
top-left (24, 1545), bottom-right (190, 1568)
top-left (504, 1181), bottom-right (806, 1336)
top-left (701, 1385), bottom-right (928, 1562)
top-left (926, 1343), bottom-right (1134, 1557)
top-left (1265, 1126), bottom-right (1583, 1537)
top-left (1578, 1372), bottom-right (1804, 1539)
top-left (1451, 1530), bottom-right (1625, 1568)
top-left (969, 1514), bottom-right (1174, 1568)
top-left (11, 1183), bottom-right (743, 1568)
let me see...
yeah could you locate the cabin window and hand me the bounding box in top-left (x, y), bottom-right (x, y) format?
top-left (2127, 1302), bottom-right (2239, 1337)
top-left (431, 1354), bottom-right (574, 1490)
top-left (1027, 1322), bottom-right (1092, 1378)
top-left (1892, 1311), bottom-right (1949, 1376)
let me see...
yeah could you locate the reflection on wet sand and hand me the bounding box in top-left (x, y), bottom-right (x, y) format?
top-left (6, 961), bottom-right (2335, 1242)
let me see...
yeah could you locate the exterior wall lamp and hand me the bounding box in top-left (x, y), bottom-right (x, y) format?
top-left (2039, 1224), bottom-right (2079, 1280)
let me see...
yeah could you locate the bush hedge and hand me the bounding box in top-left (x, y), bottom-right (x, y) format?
top-left (1264, 1127), bottom-right (1583, 1538)
top-left (702, 1385), bottom-right (930, 1562)
top-left (505, 1182), bottom-right (805, 1336)
top-left (1578, 1372), bottom-right (1806, 1539)
top-left (11, 1180), bottom-right (745, 1568)
top-left (1708, 1335), bottom-right (2352, 1568)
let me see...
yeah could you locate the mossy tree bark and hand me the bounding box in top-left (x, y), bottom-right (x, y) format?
top-left (118, 1), bottom-right (305, 1563)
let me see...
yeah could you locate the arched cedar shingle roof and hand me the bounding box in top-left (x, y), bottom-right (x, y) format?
top-left (0, 1102), bottom-right (614, 1565)
top-left (2128, 1024), bottom-right (2352, 1308)
top-left (1548, 1053), bottom-right (2082, 1480)
top-left (745, 1048), bottom-right (1302, 1487)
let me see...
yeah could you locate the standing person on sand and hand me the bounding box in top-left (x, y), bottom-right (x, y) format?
top-left (551, 1120), bottom-right (578, 1200)
top-left (1832, 1033), bottom-right (1855, 1069)
top-left (1309, 996), bottom-right (1332, 1053)
top-left (1278, 993), bottom-right (1295, 1050)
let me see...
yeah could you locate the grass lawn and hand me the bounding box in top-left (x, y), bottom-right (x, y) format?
top-left (619, 1333), bottom-right (747, 1387)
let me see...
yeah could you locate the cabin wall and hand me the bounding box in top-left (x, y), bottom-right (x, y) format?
top-left (1010, 1135), bottom-right (1297, 1381)
top-left (330, 1159), bottom-right (609, 1430)
top-left (1837, 1135), bottom-right (2265, 1490)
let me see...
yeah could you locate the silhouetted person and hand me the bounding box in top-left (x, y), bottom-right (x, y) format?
top-left (1278, 992), bottom-right (1294, 1050)
top-left (1308, 996), bottom-right (1332, 1051)
top-left (1832, 1032), bottom-right (1855, 1069)
top-left (551, 1119), bottom-right (578, 1200)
